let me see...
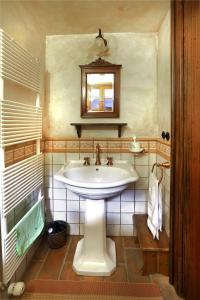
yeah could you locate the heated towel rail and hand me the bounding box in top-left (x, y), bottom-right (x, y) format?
top-left (0, 28), bottom-right (43, 285)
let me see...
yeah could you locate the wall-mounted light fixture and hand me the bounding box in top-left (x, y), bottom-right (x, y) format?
top-left (94, 29), bottom-right (108, 58)
top-left (96, 28), bottom-right (107, 47)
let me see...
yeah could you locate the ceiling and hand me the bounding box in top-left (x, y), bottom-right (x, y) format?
top-left (6, 0), bottom-right (170, 35)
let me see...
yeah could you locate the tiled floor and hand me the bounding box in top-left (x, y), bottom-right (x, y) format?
top-left (23, 236), bottom-right (151, 284)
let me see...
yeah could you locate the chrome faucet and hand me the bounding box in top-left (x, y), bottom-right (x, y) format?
top-left (95, 143), bottom-right (101, 165)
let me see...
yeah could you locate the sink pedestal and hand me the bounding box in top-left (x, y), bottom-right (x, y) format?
top-left (73, 199), bottom-right (116, 276)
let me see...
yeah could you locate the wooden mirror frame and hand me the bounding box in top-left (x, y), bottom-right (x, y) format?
top-left (80, 58), bottom-right (122, 118)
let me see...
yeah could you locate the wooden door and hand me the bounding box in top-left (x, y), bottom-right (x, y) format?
top-left (170, 1), bottom-right (200, 299)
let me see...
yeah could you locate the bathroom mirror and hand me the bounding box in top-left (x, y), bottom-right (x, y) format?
top-left (80, 58), bottom-right (122, 118)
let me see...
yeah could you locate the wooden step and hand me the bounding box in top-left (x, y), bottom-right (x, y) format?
top-left (134, 214), bottom-right (169, 276)
top-left (134, 214), bottom-right (169, 252)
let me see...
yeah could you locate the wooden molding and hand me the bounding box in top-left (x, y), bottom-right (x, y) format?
top-left (171, 1), bottom-right (200, 299)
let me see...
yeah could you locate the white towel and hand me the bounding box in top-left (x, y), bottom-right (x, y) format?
top-left (147, 172), bottom-right (162, 239)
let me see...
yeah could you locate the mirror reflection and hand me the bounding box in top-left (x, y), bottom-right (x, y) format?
top-left (80, 58), bottom-right (121, 118)
top-left (87, 74), bottom-right (114, 113)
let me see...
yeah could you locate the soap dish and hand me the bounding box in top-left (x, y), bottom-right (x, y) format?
top-left (129, 148), bottom-right (145, 154)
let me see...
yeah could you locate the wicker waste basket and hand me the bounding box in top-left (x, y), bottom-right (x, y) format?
top-left (46, 220), bottom-right (67, 249)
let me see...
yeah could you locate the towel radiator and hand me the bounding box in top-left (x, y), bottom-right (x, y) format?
top-left (0, 29), bottom-right (43, 285)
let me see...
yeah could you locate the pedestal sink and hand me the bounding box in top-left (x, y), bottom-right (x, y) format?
top-left (54, 159), bottom-right (138, 276)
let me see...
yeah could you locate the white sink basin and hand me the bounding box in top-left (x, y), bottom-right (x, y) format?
top-left (55, 159), bottom-right (138, 199)
top-left (54, 159), bottom-right (138, 277)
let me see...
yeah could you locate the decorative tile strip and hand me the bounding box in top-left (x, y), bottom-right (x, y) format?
top-left (44, 137), bottom-right (170, 158)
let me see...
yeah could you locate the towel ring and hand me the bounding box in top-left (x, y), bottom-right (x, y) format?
top-left (151, 162), bottom-right (170, 185)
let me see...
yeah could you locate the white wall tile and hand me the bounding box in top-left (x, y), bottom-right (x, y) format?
top-left (135, 178), bottom-right (149, 190)
top-left (121, 189), bottom-right (134, 202)
top-left (69, 224), bottom-right (79, 235)
top-left (149, 153), bottom-right (157, 166)
top-left (53, 211), bottom-right (67, 221)
top-left (80, 212), bottom-right (85, 223)
top-left (80, 200), bottom-right (85, 212)
top-left (121, 225), bottom-right (133, 236)
top-left (107, 201), bottom-right (120, 213)
top-left (53, 153), bottom-right (65, 165)
top-left (156, 155), bottom-right (166, 164)
top-left (99, 152), bottom-right (110, 160)
top-left (45, 153), bottom-right (52, 164)
top-left (164, 200), bottom-right (170, 217)
top-left (45, 164), bottom-right (52, 176)
top-left (54, 200), bottom-right (66, 211)
top-left (121, 213), bottom-right (133, 225)
top-left (164, 190), bottom-right (170, 208)
top-left (135, 190), bottom-right (148, 202)
top-left (67, 211), bottom-right (79, 223)
top-left (66, 153), bottom-right (80, 161)
top-left (109, 195), bottom-right (120, 202)
top-left (53, 188), bottom-right (67, 200)
top-left (165, 167), bottom-right (171, 177)
top-left (107, 213), bottom-right (120, 225)
top-left (121, 202), bottom-right (134, 213)
top-left (65, 153), bottom-right (80, 163)
top-left (53, 178), bottom-right (65, 188)
top-left (67, 200), bottom-right (79, 212)
top-left (67, 189), bottom-right (79, 200)
top-left (80, 224), bottom-right (85, 235)
top-left (79, 152), bottom-right (94, 160)
top-left (120, 152), bottom-right (134, 163)
top-left (134, 153), bottom-right (149, 166)
top-left (135, 201), bottom-right (147, 214)
top-left (164, 173), bottom-right (170, 192)
top-left (135, 165), bottom-right (149, 177)
top-left (127, 182), bottom-right (135, 189)
top-left (107, 153), bottom-right (121, 161)
top-left (164, 211), bottom-right (170, 237)
top-left (52, 164), bottom-right (62, 175)
top-left (107, 225), bottom-right (121, 236)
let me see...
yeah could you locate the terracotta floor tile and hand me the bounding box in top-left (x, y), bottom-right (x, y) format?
top-left (65, 236), bottom-right (81, 262)
top-left (59, 262), bottom-right (82, 281)
top-left (128, 274), bottom-right (151, 283)
top-left (23, 260), bottom-right (43, 282)
top-left (123, 236), bottom-right (140, 248)
top-left (104, 264), bottom-right (128, 282)
top-left (126, 248), bottom-right (145, 282)
top-left (81, 274), bottom-right (104, 282)
top-left (111, 236), bottom-right (125, 263)
top-left (26, 235), bottom-right (152, 287)
top-left (37, 245), bottom-right (68, 280)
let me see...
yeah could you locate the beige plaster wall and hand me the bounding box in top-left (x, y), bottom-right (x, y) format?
top-left (157, 10), bottom-right (171, 134)
top-left (0, 0), bottom-right (45, 106)
top-left (46, 33), bottom-right (158, 138)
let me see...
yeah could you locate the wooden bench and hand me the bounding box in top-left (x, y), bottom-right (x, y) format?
top-left (134, 214), bottom-right (169, 276)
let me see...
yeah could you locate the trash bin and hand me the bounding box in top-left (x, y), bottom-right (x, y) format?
top-left (46, 220), bottom-right (67, 249)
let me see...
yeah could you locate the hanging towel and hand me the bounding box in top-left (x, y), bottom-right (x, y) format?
top-left (158, 183), bottom-right (163, 232)
top-left (147, 172), bottom-right (162, 239)
top-left (16, 199), bottom-right (44, 256)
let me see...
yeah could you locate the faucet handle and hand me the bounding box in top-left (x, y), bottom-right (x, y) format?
top-left (107, 157), bottom-right (113, 166)
top-left (83, 157), bottom-right (90, 166)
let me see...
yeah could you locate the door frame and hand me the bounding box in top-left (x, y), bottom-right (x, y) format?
top-left (170, 1), bottom-right (200, 299)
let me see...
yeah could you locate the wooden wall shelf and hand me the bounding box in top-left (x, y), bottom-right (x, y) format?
top-left (70, 123), bottom-right (127, 138)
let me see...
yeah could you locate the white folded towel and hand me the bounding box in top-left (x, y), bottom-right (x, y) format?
top-left (147, 172), bottom-right (162, 239)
